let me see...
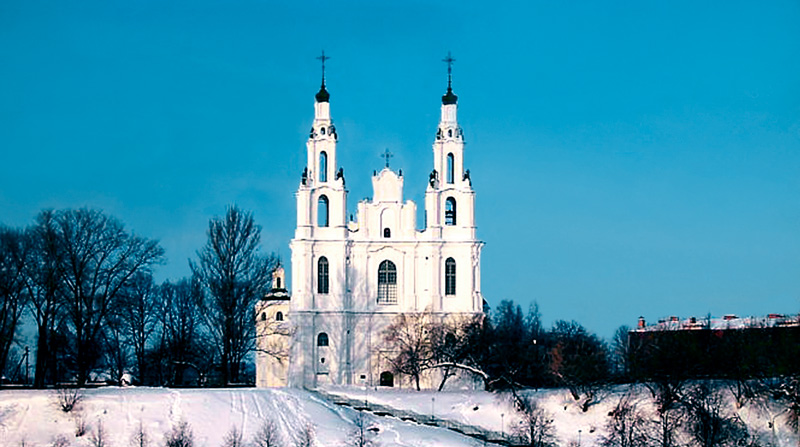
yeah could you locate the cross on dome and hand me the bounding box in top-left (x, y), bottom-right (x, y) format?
top-left (441, 51), bottom-right (458, 105)
top-left (381, 148), bottom-right (394, 168)
top-left (315, 50), bottom-right (331, 103)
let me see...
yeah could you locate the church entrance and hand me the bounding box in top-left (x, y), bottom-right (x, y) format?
top-left (379, 371), bottom-right (394, 387)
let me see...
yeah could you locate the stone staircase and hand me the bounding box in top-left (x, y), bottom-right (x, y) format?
top-left (310, 388), bottom-right (527, 446)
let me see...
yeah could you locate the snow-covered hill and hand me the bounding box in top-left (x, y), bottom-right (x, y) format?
top-left (0, 386), bottom-right (796, 447)
top-left (0, 387), bottom-right (485, 447)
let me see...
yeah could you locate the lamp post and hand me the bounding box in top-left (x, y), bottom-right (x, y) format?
top-left (500, 413), bottom-right (504, 439)
top-left (578, 429), bottom-right (582, 447)
top-left (431, 396), bottom-right (436, 423)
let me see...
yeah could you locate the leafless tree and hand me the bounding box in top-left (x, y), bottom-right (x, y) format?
top-left (155, 278), bottom-right (208, 386)
top-left (191, 206), bottom-right (277, 385)
top-left (382, 312), bottom-right (435, 390)
top-left (0, 226), bottom-right (29, 380)
top-left (23, 211), bottom-right (65, 387)
top-left (293, 423), bottom-right (315, 447)
top-left (222, 426), bottom-right (244, 447)
top-left (251, 420), bottom-right (282, 447)
top-left (56, 209), bottom-right (164, 385)
top-left (102, 308), bottom-right (129, 383)
top-left (165, 421), bottom-right (194, 447)
top-left (513, 395), bottom-right (556, 447)
top-left (347, 413), bottom-right (378, 447)
top-left (89, 419), bottom-right (107, 447)
top-left (130, 420), bottom-right (150, 447)
top-left (682, 382), bottom-right (747, 447)
top-left (548, 320), bottom-right (610, 411)
top-left (602, 391), bottom-right (647, 447)
top-left (119, 272), bottom-right (158, 383)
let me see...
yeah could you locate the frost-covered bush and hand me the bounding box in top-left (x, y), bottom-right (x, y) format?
top-left (165, 421), bottom-right (194, 447)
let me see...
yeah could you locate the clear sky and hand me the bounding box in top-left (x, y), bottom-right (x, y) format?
top-left (1, 0), bottom-right (798, 338)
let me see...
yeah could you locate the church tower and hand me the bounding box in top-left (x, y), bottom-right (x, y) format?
top-left (275, 53), bottom-right (485, 390)
top-left (425, 53), bottom-right (477, 242)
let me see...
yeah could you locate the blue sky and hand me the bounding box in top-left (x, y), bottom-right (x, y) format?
top-left (1, 0), bottom-right (798, 338)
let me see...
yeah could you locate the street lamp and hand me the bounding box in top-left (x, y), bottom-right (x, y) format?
top-left (500, 413), bottom-right (505, 439)
top-left (431, 396), bottom-right (436, 423)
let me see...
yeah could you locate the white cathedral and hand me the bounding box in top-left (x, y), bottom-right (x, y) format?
top-left (256, 58), bottom-right (484, 389)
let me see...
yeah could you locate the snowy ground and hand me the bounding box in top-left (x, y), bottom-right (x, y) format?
top-left (0, 385), bottom-right (796, 447)
top-left (325, 384), bottom-right (798, 447)
top-left (0, 387), bottom-right (484, 447)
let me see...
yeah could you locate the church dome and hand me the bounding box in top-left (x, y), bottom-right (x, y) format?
top-left (441, 86), bottom-right (457, 105)
top-left (315, 84), bottom-right (330, 103)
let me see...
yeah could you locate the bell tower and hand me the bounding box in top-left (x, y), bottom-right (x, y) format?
top-left (425, 52), bottom-right (476, 240)
top-left (295, 51), bottom-right (347, 241)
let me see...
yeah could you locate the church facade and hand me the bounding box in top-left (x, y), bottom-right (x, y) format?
top-left (257, 62), bottom-right (484, 389)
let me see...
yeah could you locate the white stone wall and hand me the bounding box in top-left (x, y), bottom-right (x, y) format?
top-left (263, 85), bottom-right (485, 390)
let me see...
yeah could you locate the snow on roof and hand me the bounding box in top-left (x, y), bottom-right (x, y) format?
top-left (633, 313), bottom-right (800, 332)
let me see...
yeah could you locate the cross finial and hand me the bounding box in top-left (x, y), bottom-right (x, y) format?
top-left (317, 50), bottom-right (330, 86)
top-left (381, 148), bottom-right (394, 168)
top-left (442, 52), bottom-right (456, 89)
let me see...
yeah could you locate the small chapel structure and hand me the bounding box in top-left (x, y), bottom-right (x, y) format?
top-left (256, 55), bottom-right (485, 389)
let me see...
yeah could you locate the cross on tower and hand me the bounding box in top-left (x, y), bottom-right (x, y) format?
top-left (442, 52), bottom-right (456, 88)
top-left (381, 149), bottom-right (394, 168)
top-left (317, 50), bottom-right (330, 85)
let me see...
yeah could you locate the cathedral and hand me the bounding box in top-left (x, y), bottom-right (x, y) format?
top-left (256, 56), bottom-right (485, 389)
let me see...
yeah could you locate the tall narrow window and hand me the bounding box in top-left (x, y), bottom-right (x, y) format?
top-left (377, 260), bottom-right (397, 304)
top-left (445, 257), bottom-right (456, 295)
top-left (319, 151), bottom-right (328, 182)
top-left (445, 197), bottom-right (457, 226)
top-left (318, 195), bottom-right (329, 227)
top-left (317, 256), bottom-right (329, 294)
top-left (276, 311), bottom-right (284, 321)
top-left (276, 277), bottom-right (282, 289)
top-left (447, 153), bottom-right (455, 184)
top-left (317, 332), bottom-right (329, 347)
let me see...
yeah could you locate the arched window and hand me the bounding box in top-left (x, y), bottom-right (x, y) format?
top-left (317, 332), bottom-right (329, 347)
top-left (383, 228), bottom-right (391, 238)
top-left (317, 257), bottom-right (329, 294)
top-left (445, 197), bottom-right (456, 226)
top-left (318, 195), bottom-right (329, 227)
top-left (276, 277), bottom-right (282, 289)
top-left (377, 260), bottom-right (397, 304)
top-left (447, 153), bottom-right (455, 184)
top-left (276, 311), bottom-right (284, 321)
top-left (319, 151), bottom-right (328, 182)
top-left (445, 257), bottom-right (456, 295)
top-left (379, 371), bottom-right (394, 387)
top-left (260, 313), bottom-right (267, 321)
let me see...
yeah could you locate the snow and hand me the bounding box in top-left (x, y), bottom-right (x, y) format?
top-left (0, 387), bottom-right (484, 447)
top-left (0, 385), bottom-right (797, 447)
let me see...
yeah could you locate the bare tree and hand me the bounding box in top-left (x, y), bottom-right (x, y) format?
top-left (293, 423), bottom-right (315, 447)
top-left (101, 308), bottom-right (129, 383)
top-left (0, 226), bottom-right (29, 380)
top-left (191, 206), bottom-right (277, 385)
top-left (222, 426), bottom-right (244, 447)
top-left (548, 320), bottom-right (610, 411)
top-left (347, 413), bottom-right (378, 447)
top-left (513, 395), bottom-right (556, 447)
top-left (251, 420), bottom-right (282, 447)
top-left (165, 421), bottom-right (194, 447)
top-left (119, 272), bottom-right (158, 383)
top-left (56, 209), bottom-right (164, 385)
top-left (155, 278), bottom-right (207, 386)
top-left (130, 420), bottom-right (150, 447)
top-left (24, 211), bottom-right (65, 387)
top-left (610, 325), bottom-right (632, 379)
top-left (382, 312), bottom-right (435, 390)
top-left (683, 382), bottom-right (747, 447)
top-left (602, 391), bottom-right (647, 447)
